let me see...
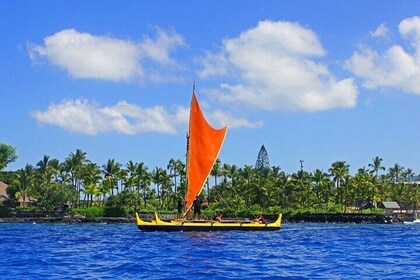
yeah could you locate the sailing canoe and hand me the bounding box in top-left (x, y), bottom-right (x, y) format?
top-left (134, 87), bottom-right (282, 231)
top-left (136, 212), bottom-right (282, 232)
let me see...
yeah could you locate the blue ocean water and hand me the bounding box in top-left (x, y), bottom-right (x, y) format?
top-left (0, 222), bottom-right (419, 279)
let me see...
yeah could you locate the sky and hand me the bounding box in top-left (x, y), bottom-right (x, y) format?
top-left (1, 1), bottom-right (420, 175)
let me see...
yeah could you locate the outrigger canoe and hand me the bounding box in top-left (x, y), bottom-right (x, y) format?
top-left (135, 85), bottom-right (282, 232)
top-left (136, 212), bottom-right (282, 231)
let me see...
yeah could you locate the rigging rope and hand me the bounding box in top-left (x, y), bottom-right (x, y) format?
top-left (229, 185), bottom-right (257, 219)
top-left (212, 181), bottom-right (257, 220)
top-left (212, 185), bottom-right (239, 219)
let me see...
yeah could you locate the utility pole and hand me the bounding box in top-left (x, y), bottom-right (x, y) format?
top-left (299, 160), bottom-right (304, 178)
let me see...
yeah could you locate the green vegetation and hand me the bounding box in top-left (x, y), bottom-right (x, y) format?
top-left (70, 207), bottom-right (105, 217)
top-left (0, 143), bottom-right (17, 171)
top-left (0, 144), bottom-right (419, 218)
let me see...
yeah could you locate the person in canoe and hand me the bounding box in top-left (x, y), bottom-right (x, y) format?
top-left (177, 196), bottom-right (185, 219)
top-left (193, 196), bottom-right (202, 220)
top-left (255, 212), bottom-right (266, 223)
top-left (214, 209), bottom-right (223, 222)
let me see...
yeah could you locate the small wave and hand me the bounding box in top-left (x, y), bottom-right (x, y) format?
top-left (0, 223), bottom-right (419, 279)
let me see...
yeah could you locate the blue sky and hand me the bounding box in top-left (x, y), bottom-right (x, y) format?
top-left (1, 1), bottom-right (420, 175)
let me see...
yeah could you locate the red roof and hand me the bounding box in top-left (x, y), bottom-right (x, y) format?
top-left (0, 181), bottom-right (9, 198)
top-left (0, 181), bottom-right (36, 202)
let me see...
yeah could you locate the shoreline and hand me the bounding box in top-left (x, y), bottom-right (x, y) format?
top-left (0, 213), bottom-right (402, 224)
top-left (0, 216), bottom-right (134, 224)
top-left (284, 213), bottom-right (392, 224)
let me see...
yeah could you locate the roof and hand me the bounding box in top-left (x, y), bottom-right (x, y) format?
top-left (0, 181), bottom-right (9, 198)
top-left (360, 201), bottom-right (374, 209)
top-left (0, 181), bottom-right (36, 202)
top-left (380, 202), bottom-right (400, 209)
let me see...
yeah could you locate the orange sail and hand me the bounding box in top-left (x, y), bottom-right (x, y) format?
top-left (185, 93), bottom-right (227, 212)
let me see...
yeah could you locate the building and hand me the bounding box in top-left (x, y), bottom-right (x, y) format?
top-left (0, 181), bottom-right (37, 207)
top-left (379, 201), bottom-right (401, 215)
top-left (0, 181), bottom-right (10, 206)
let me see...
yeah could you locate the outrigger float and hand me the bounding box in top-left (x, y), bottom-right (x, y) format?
top-left (135, 85), bottom-right (282, 232)
top-left (136, 212), bottom-right (282, 232)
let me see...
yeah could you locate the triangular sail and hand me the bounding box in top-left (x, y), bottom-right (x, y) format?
top-left (184, 93), bottom-right (227, 212)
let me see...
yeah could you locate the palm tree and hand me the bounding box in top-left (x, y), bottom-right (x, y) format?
top-left (102, 159), bottom-right (122, 195)
top-left (376, 175), bottom-right (391, 202)
top-left (312, 169), bottom-right (331, 210)
top-left (292, 171), bottom-right (312, 209)
top-left (152, 167), bottom-right (166, 209)
top-left (209, 159), bottom-right (222, 203)
top-left (49, 158), bottom-right (61, 182)
top-left (388, 163), bottom-right (404, 184)
top-left (36, 156), bottom-right (63, 208)
top-left (12, 164), bottom-right (35, 208)
top-left (127, 161), bottom-right (151, 209)
top-left (167, 158), bottom-right (183, 207)
top-left (368, 156), bottom-right (385, 179)
top-left (159, 172), bottom-right (173, 210)
top-left (266, 166), bottom-right (284, 208)
top-left (211, 159), bottom-right (222, 188)
top-left (220, 163), bottom-right (233, 199)
top-left (64, 149), bottom-right (88, 205)
top-left (176, 161), bottom-right (186, 190)
top-left (402, 168), bottom-right (415, 182)
top-left (408, 183), bottom-right (420, 215)
top-left (97, 180), bottom-right (112, 206)
top-left (57, 167), bottom-right (72, 185)
top-left (226, 164), bottom-right (239, 196)
top-left (84, 183), bottom-right (99, 206)
top-left (37, 155), bottom-right (57, 185)
top-left (329, 161), bottom-right (350, 211)
top-left (350, 171), bottom-right (376, 210)
top-left (254, 172), bottom-right (269, 207)
top-left (81, 163), bottom-right (102, 206)
top-left (140, 168), bottom-right (152, 209)
top-left (117, 168), bottom-right (127, 193)
top-left (390, 182), bottom-right (406, 206)
top-left (125, 160), bottom-right (138, 192)
top-left (240, 165), bottom-right (256, 205)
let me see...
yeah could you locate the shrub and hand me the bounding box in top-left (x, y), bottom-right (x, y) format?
top-left (104, 207), bottom-right (127, 217)
top-left (70, 207), bottom-right (104, 217)
top-left (249, 204), bottom-right (262, 213)
top-left (267, 206), bottom-right (283, 215)
top-left (0, 206), bottom-right (11, 217)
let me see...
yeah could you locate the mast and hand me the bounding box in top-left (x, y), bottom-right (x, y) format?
top-left (183, 82), bottom-right (195, 216)
top-left (183, 82), bottom-right (227, 215)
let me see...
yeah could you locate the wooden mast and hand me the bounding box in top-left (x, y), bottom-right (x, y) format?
top-left (183, 82), bottom-right (195, 217)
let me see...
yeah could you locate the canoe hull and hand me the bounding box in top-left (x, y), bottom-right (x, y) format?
top-left (137, 224), bottom-right (281, 232)
top-left (136, 212), bottom-right (282, 232)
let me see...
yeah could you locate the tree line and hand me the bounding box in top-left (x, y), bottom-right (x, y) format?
top-left (0, 144), bottom-right (419, 215)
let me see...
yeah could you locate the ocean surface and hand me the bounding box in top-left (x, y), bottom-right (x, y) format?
top-left (0, 222), bottom-right (419, 279)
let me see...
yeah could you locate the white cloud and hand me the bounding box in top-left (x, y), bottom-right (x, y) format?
top-left (399, 16), bottom-right (420, 45)
top-left (345, 16), bottom-right (420, 94)
top-left (198, 20), bottom-right (358, 112)
top-left (206, 108), bottom-right (262, 129)
top-left (31, 98), bottom-right (256, 135)
top-left (371, 23), bottom-right (389, 38)
top-left (28, 28), bottom-right (186, 83)
top-left (139, 27), bottom-right (186, 65)
top-left (197, 51), bottom-right (229, 78)
top-left (31, 99), bottom-right (181, 135)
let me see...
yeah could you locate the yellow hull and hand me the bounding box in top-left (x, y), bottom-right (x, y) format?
top-left (136, 212), bottom-right (282, 231)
